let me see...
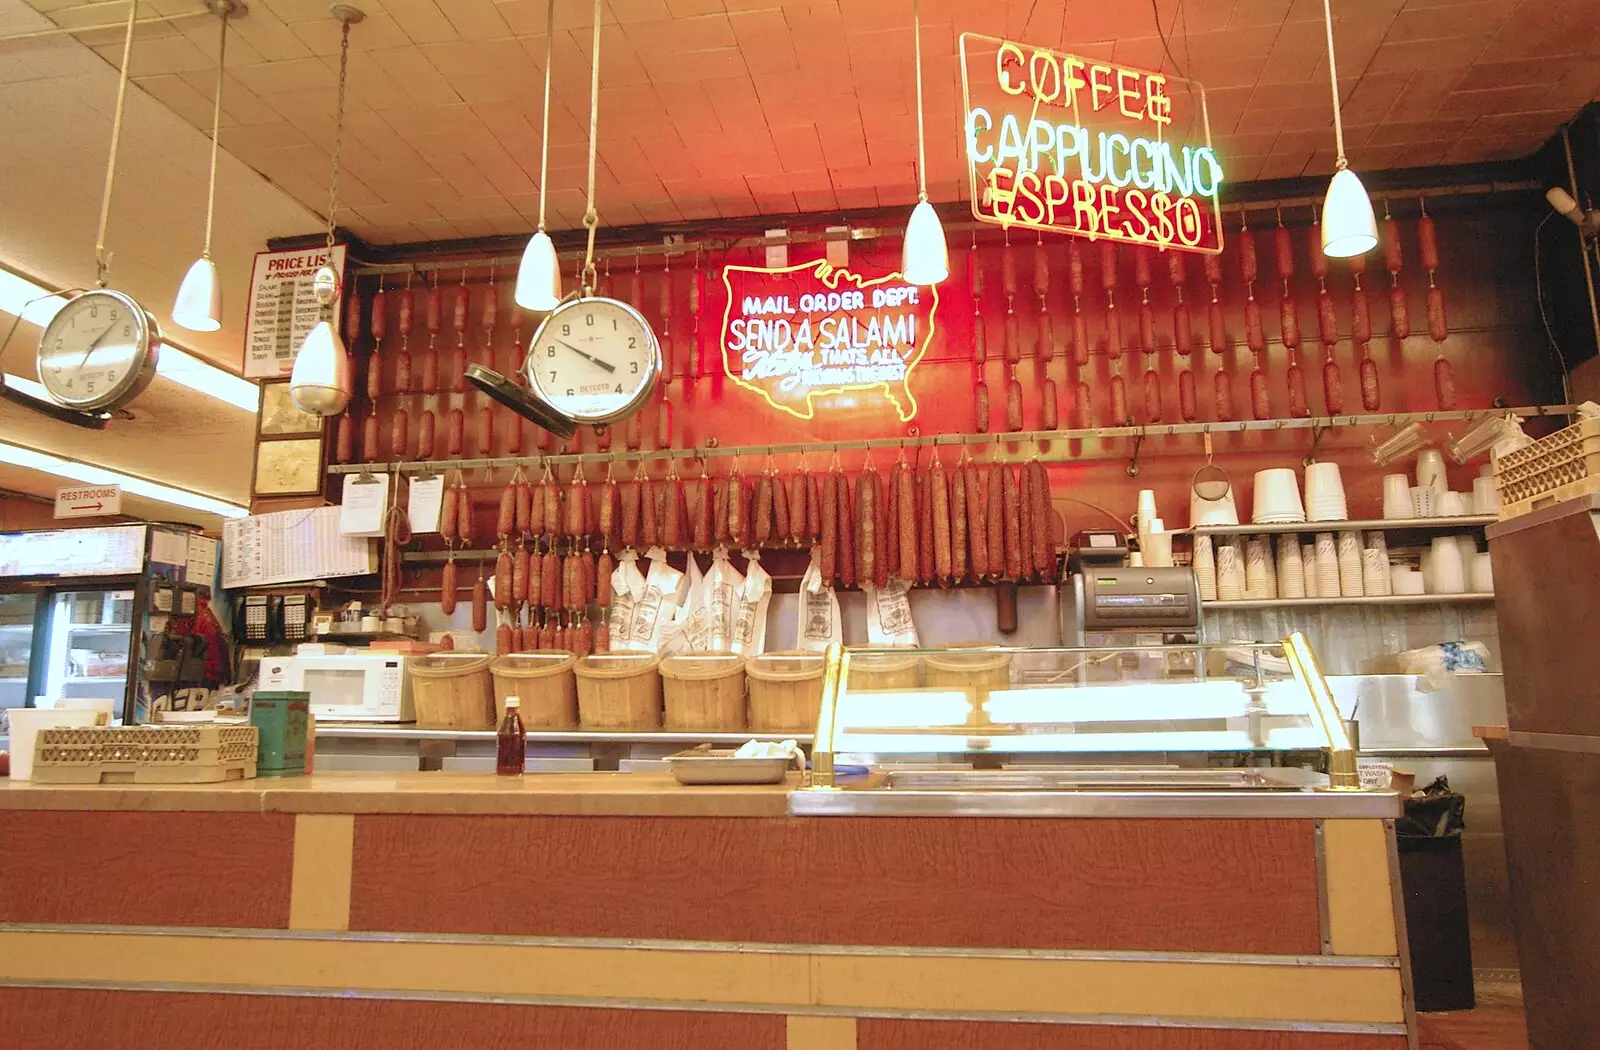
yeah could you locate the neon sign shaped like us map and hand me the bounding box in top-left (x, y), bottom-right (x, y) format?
top-left (960, 32), bottom-right (1226, 254)
top-left (721, 260), bottom-right (938, 422)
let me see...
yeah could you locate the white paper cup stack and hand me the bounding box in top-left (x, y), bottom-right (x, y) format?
top-left (1382, 474), bottom-right (1413, 520)
top-left (1391, 566), bottom-right (1425, 595)
top-left (1365, 530), bottom-right (1390, 562)
top-left (1472, 476), bottom-right (1500, 516)
top-left (1216, 542), bottom-right (1244, 601)
top-left (1193, 534), bottom-right (1218, 601)
top-left (1315, 532), bottom-right (1341, 596)
top-left (1244, 536), bottom-right (1273, 599)
top-left (1438, 491), bottom-right (1467, 517)
top-left (1417, 448), bottom-right (1448, 493)
top-left (1252, 468), bottom-right (1307, 524)
top-left (1470, 552), bottom-right (1494, 592)
top-left (1362, 547), bottom-right (1392, 596)
top-left (1144, 527), bottom-right (1175, 568)
top-left (1304, 462), bottom-right (1349, 522)
top-left (1301, 543), bottom-right (1320, 598)
top-left (1337, 531), bottom-right (1365, 597)
top-left (1428, 536), bottom-right (1467, 594)
top-left (1455, 534), bottom-right (1478, 567)
top-left (1276, 533), bottom-right (1306, 598)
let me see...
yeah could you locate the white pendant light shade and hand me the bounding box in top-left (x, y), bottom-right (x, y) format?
top-left (901, 200), bottom-right (949, 285)
top-left (515, 230), bottom-right (562, 311)
top-left (172, 255), bottom-right (222, 332)
top-left (1321, 167), bottom-right (1378, 258)
top-left (289, 319), bottom-right (351, 416)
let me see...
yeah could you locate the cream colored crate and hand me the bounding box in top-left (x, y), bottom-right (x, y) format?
top-left (1494, 417), bottom-right (1600, 512)
top-left (32, 725), bottom-right (258, 784)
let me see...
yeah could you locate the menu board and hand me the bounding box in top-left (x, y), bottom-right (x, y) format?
top-left (0, 525), bottom-right (147, 578)
top-left (244, 245), bottom-right (347, 379)
top-left (221, 506), bottom-right (374, 589)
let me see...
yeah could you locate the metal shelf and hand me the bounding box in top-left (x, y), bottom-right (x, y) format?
top-left (315, 725), bottom-right (812, 745)
top-left (325, 405), bottom-right (1579, 475)
top-left (68, 623), bottom-right (131, 631)
top-left (1191, 516), bottom-right (1496, 536)
top-left (64, 674), bottom-right (126, 683)
top-left (1202, 593), bottom-right (1494, 610)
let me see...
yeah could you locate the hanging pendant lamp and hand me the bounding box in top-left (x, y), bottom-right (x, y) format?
top-left (289, 5), bottom-right (361, 417)
top-left (172, 1), bottom-right (239, 332)
top-left (901, 0), bottom-right (948, 285)
top-left (1318, 0), bottom-right (1376, 258)
top-left (515, 0), bottom-right (562, 311)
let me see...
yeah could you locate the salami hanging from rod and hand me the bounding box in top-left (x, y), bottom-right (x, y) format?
top-left (1418, 200), bottom-right (1454, 409)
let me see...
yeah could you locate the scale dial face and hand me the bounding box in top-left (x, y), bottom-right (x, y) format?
top-left (35, 289), bottom-right (161, 411)
top-left (524, 296), bottom-right (659, 424)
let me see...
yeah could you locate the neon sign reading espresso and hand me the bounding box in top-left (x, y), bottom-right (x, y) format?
top-left (722, 260), bottom-right (938, 422)
top-left (960, 33), bottom-right (1225, 253)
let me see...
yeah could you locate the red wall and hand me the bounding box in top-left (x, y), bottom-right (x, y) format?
top-left (344, 196), bottom-right (1559, 545)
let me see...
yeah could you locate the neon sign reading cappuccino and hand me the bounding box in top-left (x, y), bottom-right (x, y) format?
top-left (960, 33), bottom-right (1225, 254)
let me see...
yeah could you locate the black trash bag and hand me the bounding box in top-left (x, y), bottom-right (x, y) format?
top-left (1398, 775), bottom-right (1466, 837)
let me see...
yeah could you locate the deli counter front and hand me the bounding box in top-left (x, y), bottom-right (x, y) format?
top-left (0, 635), bottom-right (1416, 1049)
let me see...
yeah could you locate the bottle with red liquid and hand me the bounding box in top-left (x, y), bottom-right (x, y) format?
top-left (496, 696), bottom-right (525, 776)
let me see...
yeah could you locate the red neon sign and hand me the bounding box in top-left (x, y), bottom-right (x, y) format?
top-left (960, 33), bottom-right (1224, 254)
top-left (721, 260), bottom-right (939, 422)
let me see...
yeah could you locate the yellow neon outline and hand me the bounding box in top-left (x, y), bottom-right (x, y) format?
top-left (719, 259), bottom-right (940, 423)
top-left (957, 30), bottom-right (1225, 257)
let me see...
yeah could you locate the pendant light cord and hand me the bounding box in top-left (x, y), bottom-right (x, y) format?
top-left (912, 0), bottom-right (927, 202)
top-left (536, 0), bottom-right (553, 233)
top-left (1321, 0), bottom-right (1347, 169)
top-left (580, 0), bottom-right (603, 294)
top-left (92, 0), bottom-right (139, 288)
top-left (202, 5), bottom-right (229, 258)
top-left (325, 18), bottom-right (352, 252)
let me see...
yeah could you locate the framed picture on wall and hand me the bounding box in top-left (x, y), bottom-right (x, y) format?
top-left (258, 380), bottom-right (326, 436)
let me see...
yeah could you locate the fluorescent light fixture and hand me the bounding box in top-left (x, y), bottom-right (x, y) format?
top-left (0, 266), bottom-right (257, 412)
top-left (0, 440), bottom-right (247, 518)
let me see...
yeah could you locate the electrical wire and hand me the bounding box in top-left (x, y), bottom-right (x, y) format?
top-left (1533, 211), bottom-right (1575, 406)
top-left (92, 0), bottom-right (138, 288)
top-left (1150, 0), bottom-right (1189, 80)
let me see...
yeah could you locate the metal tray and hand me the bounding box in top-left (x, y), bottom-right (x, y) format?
top-left (667, 748), bottom-right (794, 785)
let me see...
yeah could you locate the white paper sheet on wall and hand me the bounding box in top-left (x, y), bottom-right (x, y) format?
top-left (407, 474), bottom-right (445, 534)
top-left (185, 535), bottom-right (218, 586)
top-left (339, 474), bottom-right (390, 536)
top-left (221, 506), bottom-right (374, 589)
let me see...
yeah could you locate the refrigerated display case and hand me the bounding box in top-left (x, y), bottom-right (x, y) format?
top-left (0, 524), bottom-right (217, 724)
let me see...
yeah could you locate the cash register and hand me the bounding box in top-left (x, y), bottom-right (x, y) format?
top-left (1062, 529), bottom-right (1199, 648)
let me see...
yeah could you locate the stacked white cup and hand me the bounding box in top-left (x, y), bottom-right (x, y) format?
top-left (1300, 543), bottom-right (1321, 598)
top-left (1382, 474), bottom-right (1413, 520)
top-left (1193, 534), bottom-right (1218, 601)
top-left (1216, 542), bottom-right (1245, 600)
top-left (1276, 533), bottom-right (1306, 598)
top-left (1304, 462), bottom-right (1349, 522)
top-left (1253, 468), bottom-right (1307, 524)
top-left (1315, 532), bottom-right (1341, 596)
top-left (1427, 536), bottom-right (1467, 594)
top-left (1337, 531), bottom-right (1366, 597)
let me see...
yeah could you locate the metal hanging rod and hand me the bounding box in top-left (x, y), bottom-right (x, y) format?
top-left (346, 180), bottom-right (1541, 279)
top-left (0, 6), bottom-right (222, 44)
top-left (325, 404), bottom-right (1576, 476)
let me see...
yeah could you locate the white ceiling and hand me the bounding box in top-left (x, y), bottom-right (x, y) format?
top-left (0, 0), bottom-right (326, 523)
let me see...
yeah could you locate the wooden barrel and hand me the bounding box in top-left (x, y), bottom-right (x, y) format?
top-left (409, 654), bottom-right (495, 730)
top-left (923, 646), bottom-right (1012, 726)
top-left (661, 653), bottom-right (747, 730)
top-left (489, 651), bottom-right (577, 728)
top-left (746, 651), bottom-right (825, 733)
top-left (574, 653), bottom-right (662, 729)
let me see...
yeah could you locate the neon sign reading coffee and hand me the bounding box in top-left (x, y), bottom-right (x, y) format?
top-left (721, 260), bottom-right (938, 422)
top-left (960, 32), bottom-right (1225, 254)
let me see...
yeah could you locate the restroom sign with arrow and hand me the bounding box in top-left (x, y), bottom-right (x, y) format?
top-left (54, 485), bottom-right (121, 519)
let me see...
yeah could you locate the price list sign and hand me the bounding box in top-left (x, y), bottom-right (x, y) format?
top-left (243, 245), bottom-right (347, 379)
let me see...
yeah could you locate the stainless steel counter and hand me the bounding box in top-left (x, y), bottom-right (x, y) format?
top-left (790, 787), bottom-right (1403, 819)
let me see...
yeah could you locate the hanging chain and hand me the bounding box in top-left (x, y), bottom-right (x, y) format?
top-left (579, 0), bottom-right (603, 295)
top-left (326, 17), bottom-right (353, 251)
top-left (92, 0), bottom-right (139, 288)
top-left (202, 4), bottom-right (229, 256)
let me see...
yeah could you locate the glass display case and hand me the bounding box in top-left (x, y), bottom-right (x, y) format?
top-left (809, 633), bottom-right (1357, 791)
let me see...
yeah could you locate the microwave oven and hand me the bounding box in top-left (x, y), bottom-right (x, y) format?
top-left (258, 653), bottom-right (414, 722)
